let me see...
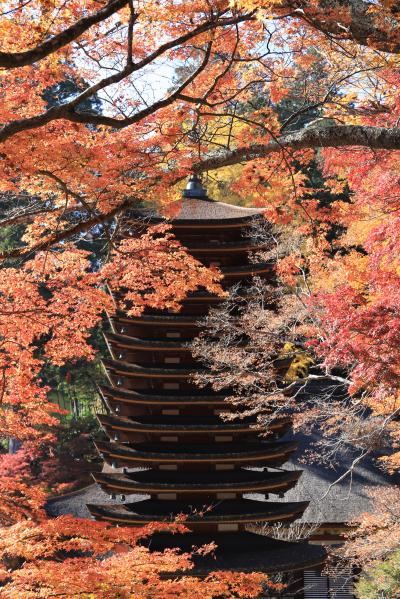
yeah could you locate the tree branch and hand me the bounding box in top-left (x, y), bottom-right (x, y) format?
top-left (191, 125), bottom-right (400, 173)
top-left (70, 39), bottom-right (213, 128)
top-left (0, 198), bottom-right (134, 261)
top-left (291, 0), bottom-right (400, 54)
top-left (0, 0), bottom-right (130, 69)
top-left (0, 12), bottom-right (254, 144)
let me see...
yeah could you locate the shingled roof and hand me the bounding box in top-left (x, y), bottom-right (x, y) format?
top-left (173, 197), bottom-right (265, 221)
top-left (125, 180), bottom-right (265, 224)
top-left (272, 430), bottom-right (397, 525)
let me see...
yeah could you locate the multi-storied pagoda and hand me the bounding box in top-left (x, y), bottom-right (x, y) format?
top-left (88, 176), bottom-right (325, 577)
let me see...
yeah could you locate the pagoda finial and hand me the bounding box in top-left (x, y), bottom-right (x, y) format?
top-left (183, 173), bottom-right (207, 199)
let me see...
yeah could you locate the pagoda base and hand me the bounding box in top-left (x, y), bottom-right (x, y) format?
top-left (140, 531), bottom-right (326, 575)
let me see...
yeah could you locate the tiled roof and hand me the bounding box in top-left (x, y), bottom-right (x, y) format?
top-left (276, 430), bottom-right (398, 524)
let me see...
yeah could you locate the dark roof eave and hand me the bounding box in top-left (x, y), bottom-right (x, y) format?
top-left (97, 413), bottom-right (290, 434)
top-left (92, 470), bottom-right (302, 493)
top-left (87, 499), bottom-right (309, 524)
top-left (95, 440), bottom-right (298, 462)
top-left (99, 386), bottom-right (228, 405)
top-left (102, 358), bottom-right (203, 377)
top-left (104, 332), bottom-right (191, 351)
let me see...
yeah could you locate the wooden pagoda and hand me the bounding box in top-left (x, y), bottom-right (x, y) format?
top-left (88, 176), bottom-right (325, 576)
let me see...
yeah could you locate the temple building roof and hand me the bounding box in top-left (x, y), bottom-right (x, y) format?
top-left (104, 332), bottom-right (192, 350)
top-left (97, 413), bottom-right (261, 434)
top-left (185, 239), bottom-right (269, 252)
top-left (276, 430), bottom-right (399, 525)
top-left (102, 357), bottom-right (203, 378)
top-left (96, 413), bottom-right (290, 435)
top-left (99, 385), bottom-right (228, 406)
top-left (94, 439), bottom-right (297, 466)
top-left (110, 314), bottom-right (201, 327)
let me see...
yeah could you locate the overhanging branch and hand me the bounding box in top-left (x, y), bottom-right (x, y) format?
top-left (0, 198), bottom-right (133, 261)
top-left (288, 0), bottom-right (400, 54)
top-left (0, 12), bottom-right (254, 144)
top-left (191, 125), bottom-right (400, 173)
top-left (0, 0), bottom-right (130, 69)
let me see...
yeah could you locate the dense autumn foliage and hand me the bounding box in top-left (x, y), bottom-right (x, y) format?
top-left (0, 224), bottom-right (254, 595)
top-left (0, 227), bottom-right (222, 445)
top-left (1, 0), bottom-right (400, 592)
top-left (0, 516), bottom-right (270, 598)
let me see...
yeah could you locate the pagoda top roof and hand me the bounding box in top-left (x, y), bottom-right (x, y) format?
top-left (172, 197), bottom-right (265, 222)
top-left (127, 174), bottom-right (265, 225)
top-left (126, 200), bottom-right (265, 226)
top-left (175, 174), bottom-right (265, 221)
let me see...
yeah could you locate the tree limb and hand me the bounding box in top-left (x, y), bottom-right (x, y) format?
top-left (291, 0), bottom-right (400, 54)
top-left (191, 125), bottom-right (400, 173)
top-left (0, 0), bottom-right (130, 69)
top-left (0, 198), bottom-right (134, 261)
top-left (0, 12), bottom-right (254, 144)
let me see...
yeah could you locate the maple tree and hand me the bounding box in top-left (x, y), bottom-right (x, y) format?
top-left (0, 230), bottom-right (272, 596)
top-left (0, 0), bottom-right (399, 245)
top-left (0, 225), bottom-right (222, 444)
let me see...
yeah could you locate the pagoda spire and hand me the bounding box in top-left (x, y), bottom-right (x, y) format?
top-left (182, 173), bottom-right (208, 199)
